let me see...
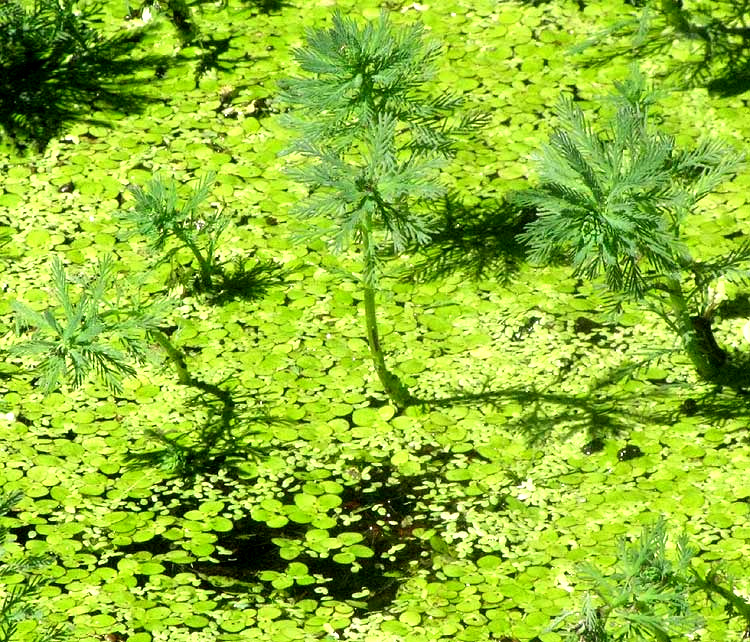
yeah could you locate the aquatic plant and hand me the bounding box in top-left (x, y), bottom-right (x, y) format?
top-left (121, 172), bottom-right (229, 291)
top-left (551, 518), bottom-right (750, 641)
top-left (0, 0), bottom-right (159, 150)
top-left (278, 9), bottom-right (485, 408)
top-left (551, 518), bottom-right (700, 641)
top-left (0, 491), bottom-right (67, 642)
top-left (513, 67), bottom-right (749, 387)
top-left (10, 256), bottom-right (166, 394)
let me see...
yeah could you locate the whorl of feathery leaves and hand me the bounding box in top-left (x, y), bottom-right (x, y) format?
top-left (278, 10), bottom-right (486, 287)
top-left (10, 256), bottom-right (168, 394)
top-left (564, 519), bottom-right (702, 642)
top-left (287, 111), bottom-right (444, 285)
top-left (278, 10), bottom-right (485, 158)
top-left (124, 173), bottom-right (222, 251)
top-left (277, 10), bottom-right (442, 152)
top-left (513, 66), bottom-right (744, 302)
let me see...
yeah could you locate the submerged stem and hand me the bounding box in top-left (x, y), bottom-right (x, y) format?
top-left (176, 232), bottom-right (214, 289)
top-left (151, 329), bottom-right (233, 411)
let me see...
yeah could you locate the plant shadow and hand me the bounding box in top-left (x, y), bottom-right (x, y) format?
top-left (573, 1), bottom-right (750, 96)
top-left (243, 0), bottom-right (286, 11)
top-left (0, 0), bottom-right (170, 151)
top-left (177, 252), bottom-right (288, 304)
top-left (123, 385), bottom-right (276, 479)
top-left (413, 378), bottom-right (641, 449)
top-left (410, 347), bottom-right (750, 453)
top-left (190, 459), bottom-right (436, 618)
top-left (401, 192), bottom-right (535, 286)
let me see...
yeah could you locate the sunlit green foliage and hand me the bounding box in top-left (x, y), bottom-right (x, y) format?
top-left (4, 0), bottom-right (750, 641)
top-left (121, 173), bottom-right (229, 290)
top-left (553, 518), bottom-right (750, 642)
top-left (553, 518), bottom-right (700, 641)
top-left (513, 67), bottom-right (749, 384)
top-left (278, 9), bottom-right (485, 408)
top-left (10, 256), bottom-right (166, 394)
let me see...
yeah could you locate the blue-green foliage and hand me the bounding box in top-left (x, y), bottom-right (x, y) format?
top-left (278, 9), bottom-right (485, 285)
top-left (514, 67), bottom-right (746, 301)
top-left (553, 518), bottom-right (700, 641)
top-left (122, 173), bottom-right (228, 289)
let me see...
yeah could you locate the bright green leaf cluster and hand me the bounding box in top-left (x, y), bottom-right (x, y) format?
top-left (514, 67), bottom-right (745, 301)
top-left (121, 173), bottom-right (228, 290)
top-left (278, 9), bottom-right (485, 286)
top-left (10, 256), bottom-right (168, 394)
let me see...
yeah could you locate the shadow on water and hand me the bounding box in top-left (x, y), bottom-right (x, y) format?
top-left (193, 463), bottom-right (433, 614)
top-left (407, 321), bottom-right (750, 451)
top-left (0, 0), bottom-right (169, 152)
top-left (402, 192), bottom-right (535, 286)
top-left (114, 451), bottom-right (442, 624)
top-left (572, 0), bottom-right (750, 96)
top-left (123, 388), bottom-right (277, 479)
top-left (176, 252), bottom-right (288, 305)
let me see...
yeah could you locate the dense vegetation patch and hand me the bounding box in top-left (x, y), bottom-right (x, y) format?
top-left (1, 0), bottom-right (750, 641)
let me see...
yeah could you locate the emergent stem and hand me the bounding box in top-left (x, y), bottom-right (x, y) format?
top-left (152, 329), bottom-right (192, 385)
top-left (691, 570), bottom-right (750, 630)
top-left (151, 330), bottom-right (234, 413)
top-left (665, 277), bottom-right (726, 382)
top-left (176, 231), bottom-right (213, 289)
top-left (361, 218), bottom-right (413, 410)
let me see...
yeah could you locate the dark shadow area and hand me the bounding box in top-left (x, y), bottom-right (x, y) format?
top-left (191, 462), bottom-right (433, 616)
top-left (189, 0), bottom-right (286, 11)
top-left (412, 380), bottom-right (640, 448)
top-left (670, 383), bottom-right (750, 429)
top-left (174, 252), bottom-right (288, 304)
top-left (572, 0), bottom-right (750, 96)
top-left (0, 0), bottom-right (169, 152)
top-left (192, 34), bottom-right (237, 87)
top-left (123, 388), bottom-right (277, 479)
top-left (242, 0), bottom-right (286, 11)
top-left (402, 192), bottom-right (535, 286)
top-left (108, 454), bottom-right (441, 624)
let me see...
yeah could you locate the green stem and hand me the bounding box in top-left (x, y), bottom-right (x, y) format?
top-left (692, 569), bottom-right (750, 629)
top-left (152, 329), bottom-right (192, 385)
top-left (151, 330), bottom-right (233, 411)
top-left (361, 220), bottom-right (413, 410)
top-left (665, 278), bottom-right (726, 382)
top-left (176, 231), bottom-right (213, 289)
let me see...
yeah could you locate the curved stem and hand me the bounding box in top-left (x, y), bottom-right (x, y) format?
top-left (175, 231), bottom-right (213, 289)
top-left (361, 216), bottom-right (413, 409)
top-left (151, 329), bottom-right (192, 385)
top-left (665, 277), bottom-right (726, 382)
top-left (150, 329), bottom-right (234, 409)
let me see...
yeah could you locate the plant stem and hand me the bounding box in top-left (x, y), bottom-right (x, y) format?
top-left (151, 329), bottom-right (233, 409)
top-left (177, 233), bottom-right (213, 289)
top-left (151, 330), bottom-right (192, 385)
top-left (691, 570), bottom-right (750, 631)
top-left (665, 277), bottom-right (726, 382)
top-left (361, 220), bottom-right (413, 410)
